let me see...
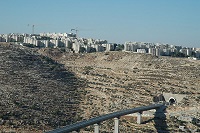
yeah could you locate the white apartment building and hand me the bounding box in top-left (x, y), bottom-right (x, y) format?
top-left (72, 40), bottom-right (81, 53)
top-left (124, 42), bottom-right (138, 52)
top-left (0, 34), bottom-right (24, 42)
top-left (137, 49), bottom-right (146, 53)
top-left (91, 44), bottom-right (104, 52)
top-left (124, 42), bottom-right (151, 52)
top-left (149, 48), bottom-right (160, 56)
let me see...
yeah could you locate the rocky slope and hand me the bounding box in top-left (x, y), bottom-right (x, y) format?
top-left (0, 43), bottom-right (86, 132)
top-left (0, 44), bottom-right (200, 132)
top-left (39, 48), bottom-right (200, 132)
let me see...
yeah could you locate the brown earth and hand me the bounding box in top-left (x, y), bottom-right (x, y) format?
top-left (0, 44), bottom-right (200, 132)
top-left (0, 44), bottom-right (86, 132)
top-left (38, 48), bottom-right (200, 132)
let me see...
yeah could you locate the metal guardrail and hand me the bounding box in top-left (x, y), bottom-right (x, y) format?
top-left (46, 103), bottom-right (164, 133)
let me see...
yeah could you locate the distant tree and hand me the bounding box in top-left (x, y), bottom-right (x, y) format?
top-left (115, 44), bottom-right (124, 51)
top-left (79, 47), bottom-right (86, 53)
top-left (23, 43), bottom-right (36, 48)
top-left (60, 48), bottom-right (66, 52)
top-left (113, 43), bottom-right (117, 50)
top-left (191, 51), bottom-right (196, 57)
top-left (172, 52), bottom-right (187, 57)
top-left (67, 42), bottom-right (73, 50)
top-left (179, 52), bottom-right (187, 57)
top-left (89, 48), bottom-right (96, 53)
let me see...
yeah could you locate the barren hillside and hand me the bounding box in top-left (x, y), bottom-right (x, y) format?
top-left (0, 44), bottom-right (86, 132)
top-left (39, 48), bottom-right (200, 132)
top-left (0, 44), bottom-right (200, 132)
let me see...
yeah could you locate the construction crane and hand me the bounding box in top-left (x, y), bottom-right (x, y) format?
top-left (28, 24), bottom-right (35, 34)
top-left (71, 28), bottom-right (78, 38)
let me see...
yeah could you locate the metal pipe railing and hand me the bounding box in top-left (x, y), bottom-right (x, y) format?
top-left (46, 103), bottom-right (164, 133)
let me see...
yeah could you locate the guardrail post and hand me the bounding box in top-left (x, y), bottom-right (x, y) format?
top-left (137, 112), bottom-right (142, 124)
top-left (114, 117), bottom-right (119, 133)
top-left (94, 123), bottom-right (99, 133)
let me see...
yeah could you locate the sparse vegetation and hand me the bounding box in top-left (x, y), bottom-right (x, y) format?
top-left (1, 44), bottom-right (200, 132)
top-left (0, 44), bottom-right (86, 132)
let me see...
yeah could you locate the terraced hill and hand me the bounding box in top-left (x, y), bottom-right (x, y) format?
top-left (39, 48), bottom-right (200, 132)
top-left (0, 44), bottom-right (200, 132)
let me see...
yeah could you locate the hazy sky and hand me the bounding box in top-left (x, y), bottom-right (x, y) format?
top-left (0, 0), bottom-right (200, 47)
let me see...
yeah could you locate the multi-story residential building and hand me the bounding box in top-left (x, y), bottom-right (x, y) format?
top-left (124, 42), bottom-right (139, 52)
top-left (0, 33), bottom-right (199, 59)
top-left (72, 40), bottom-right (81, 53)
top-left (137, 49), bottom-right (146, 53)
top-left (148, 48), bottom-right (160, 57)
top-left (123, 41), bottom-right (200, 59)
top-left (0, 33), bottom-right (23, 42)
